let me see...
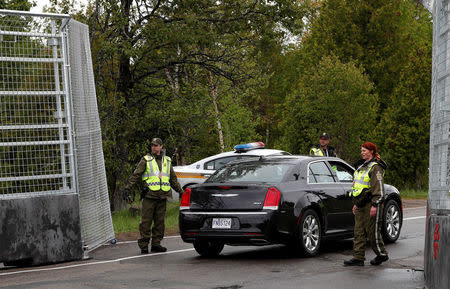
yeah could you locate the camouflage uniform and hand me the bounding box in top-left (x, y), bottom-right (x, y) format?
top-left (122, 153), bottom-right (183, 249)
top-left (351, 159), bottom-right (388, 261)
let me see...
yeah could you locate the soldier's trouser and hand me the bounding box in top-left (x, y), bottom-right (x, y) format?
top-left (353, 202), bottom-right (388, 260)
top-left (138, 198), bottom-right (167, 248)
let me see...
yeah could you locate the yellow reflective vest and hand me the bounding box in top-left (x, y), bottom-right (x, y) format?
top-left (310, 147), bottom-right (324, 156)
top-left (350, 161), bottom-right (377, 197)
top-left (142, 155), bottom-right (171, 192)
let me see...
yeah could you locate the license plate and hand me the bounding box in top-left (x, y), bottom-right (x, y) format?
top-left (212, 218), bottom-right (232, 229)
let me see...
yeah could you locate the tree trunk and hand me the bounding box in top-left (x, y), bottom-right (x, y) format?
top-left (110, 0), bottom-right (133, 212)
top-left (208, 72), bottom-right (224, 152)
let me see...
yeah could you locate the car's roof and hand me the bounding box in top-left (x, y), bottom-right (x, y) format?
top-left (224, 155), bottom-right (352, 166)
top-left (187, 148), bottom-right (289, 166)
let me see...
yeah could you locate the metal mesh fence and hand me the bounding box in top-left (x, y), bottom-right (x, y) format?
top-left (0, 10), bottom-right (114, 252)
top-left (430, 0), bottom-right (450, 214)
top-left (0, 12), bottom-right (74, 197)
top-left (68, 19), bottom-right (114, 251)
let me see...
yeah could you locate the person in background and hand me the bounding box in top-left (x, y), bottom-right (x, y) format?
top-left (310, 132), bottom-right (336, 157)
top-left (121, 138), bottom-right (183, 254)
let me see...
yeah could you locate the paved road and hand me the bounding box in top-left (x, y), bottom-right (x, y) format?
top-left (0, 200), bottom-right (426, 289)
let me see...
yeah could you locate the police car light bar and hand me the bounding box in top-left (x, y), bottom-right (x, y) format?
top-left (233, 142), bottom-right (265, 152)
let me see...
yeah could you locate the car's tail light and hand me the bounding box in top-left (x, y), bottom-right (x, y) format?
top-left (263, 187), bottom-right (280, 210)
top-left (180, 188), bottom-right (191, 210)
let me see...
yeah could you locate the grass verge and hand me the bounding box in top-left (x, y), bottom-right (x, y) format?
top-left (112, 200), bottom-right (180, 234)
top-left (399, 189), bottom-right (428, 199)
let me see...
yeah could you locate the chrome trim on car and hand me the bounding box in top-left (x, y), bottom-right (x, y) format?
top-left (211, 194), bottom-right (239, 197)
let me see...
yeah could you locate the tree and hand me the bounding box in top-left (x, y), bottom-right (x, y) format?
top-left (372, 2), bottom-right (432, 188)
top-left (0, 0), bottom-right (33, 10)
top-left (280, 54), bottom-right (377, 163)
top-left (281, 0), bottom-right (432, 187)
top-left (375, 39), bottom-right (431, 188)
top-left (84, 0), bottom-right (307, 210)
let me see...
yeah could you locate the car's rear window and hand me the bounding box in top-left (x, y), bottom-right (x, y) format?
top-left (206, 162), bottom-right (295, 183)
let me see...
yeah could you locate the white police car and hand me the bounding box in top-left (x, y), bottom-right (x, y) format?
top-left (174, 142), bottom-right (290, 190)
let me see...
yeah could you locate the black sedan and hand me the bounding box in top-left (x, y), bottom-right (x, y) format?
top-left (179, 155), bottom-right (403, 257)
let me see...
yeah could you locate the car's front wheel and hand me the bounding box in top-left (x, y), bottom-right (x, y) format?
top-left (193, 240), bottom-right (224, 257)
top-left (382, 199), bottom-right (401, 243)
top-left (294, 209), bottom-right (322, 256)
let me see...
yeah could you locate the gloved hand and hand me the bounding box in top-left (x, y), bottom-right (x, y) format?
top-left (122, 189), bottom-right (133, 204)
top-left (140, 186), bottom-right (149, 201)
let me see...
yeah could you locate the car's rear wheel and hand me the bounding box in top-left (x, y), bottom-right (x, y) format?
top-left (382, 199), bottom-right (401, 243)
top-left (193, 240), bottom-right (224, 257)
top-left (295, 209), bottom-right (322, 256)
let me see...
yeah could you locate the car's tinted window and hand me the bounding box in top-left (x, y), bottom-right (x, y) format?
top-left (207, 162), bottom-right (294, 183)
top-left (204, 156), bottom-right (239, 170)
top-left (329, 161), bottom-right (354, 183)
top-left (204, 155), bottom-right (263, 170)
top-left (309, 161), bottom-right (335, 183)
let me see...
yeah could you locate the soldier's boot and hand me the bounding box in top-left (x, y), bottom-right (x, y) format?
top-left (151, 244), bottom-right (167, 252)
top-left (370, 255), bottom-right (389, 265)
top-left (343, 258), bottom-right (364, 266)
top-left (138, 237), bottom-right (150, 254)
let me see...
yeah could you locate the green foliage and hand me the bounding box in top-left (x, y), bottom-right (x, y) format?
top-left (296, 0), bottom-right (430, 114)
top-left (219, 93), bottom-right (262, 150)
top-left (0, 0), bottom-right (33, 10)
top-left (280, 55), bottom-right (376, 163)
top-left (79, 0), bottom-right (310, 210)
top-left (375, 43), bottom-right (432, 189)
top-left (54, 0), bottom-right (433, 205)
top-left (111, 206), bottom-right (141, 233)
top-left (277, 0), bottom-right (432, 187)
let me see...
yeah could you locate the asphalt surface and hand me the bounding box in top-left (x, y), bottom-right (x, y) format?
top-left (0, 199), bottom-right (427, 289)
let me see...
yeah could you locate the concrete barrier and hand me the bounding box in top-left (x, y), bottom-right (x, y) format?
top-left (424, 209), bottom-right (449, 289)
top-left (0, 194), bottom-right (83, 266)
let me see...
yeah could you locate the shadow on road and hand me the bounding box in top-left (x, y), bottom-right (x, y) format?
top-left (193, 239), bottom-right (354, 261)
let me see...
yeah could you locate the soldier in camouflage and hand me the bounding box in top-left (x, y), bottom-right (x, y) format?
top-left (121, 138), bottom-right (183, 254)
top-left (344, 142), bottom-right (389, 266)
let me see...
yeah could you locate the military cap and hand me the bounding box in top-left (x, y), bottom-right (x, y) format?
top-left (151, 138), bottom-right (163, 146)
top-left (320, 132), bottom-right (330, 139)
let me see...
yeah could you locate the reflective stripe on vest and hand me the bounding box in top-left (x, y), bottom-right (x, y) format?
top-left (310, 148), bottom-right (324, 156)
top-left (142, 155), bottom-right (171, 191)
top-left (350, 161), bottom-right (377, 197)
